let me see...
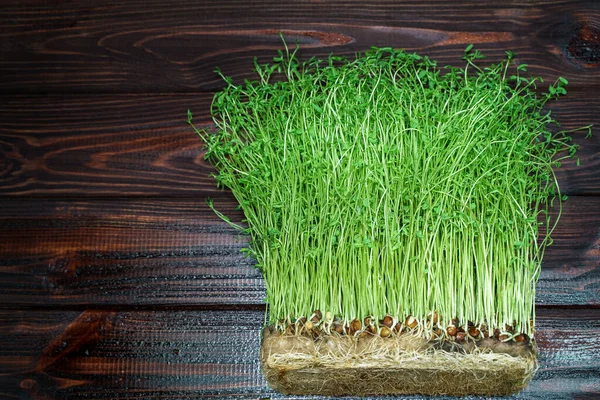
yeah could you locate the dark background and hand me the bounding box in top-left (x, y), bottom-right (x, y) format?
top-left (0, 1), bottom-right (598, 398)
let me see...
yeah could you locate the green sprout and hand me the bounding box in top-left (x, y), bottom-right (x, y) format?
top-left (189, 43), bottom-right (588, 339)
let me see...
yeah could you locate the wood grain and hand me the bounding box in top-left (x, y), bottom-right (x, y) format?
top-left (1, 196), bottom-right (598, 307)
top-left (1, 1), bottom-right (598, 398)
top-left (0, 308), bottom-right (598, 399)
top-left (0, 1), bottom-right (599, 94)
top-left (0, 198), bottom-right (263, 306)
top-left (0, 94), bottom-right (215, 197)
top-left (1, 91), bottom-right (598, 197)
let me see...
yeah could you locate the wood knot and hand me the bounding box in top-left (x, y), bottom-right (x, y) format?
top-left (262, 29), bottom-right (353, 47)
top-left (20, 379), bottom-right (36, 389)
top-left (568, 24), bottom-right (600, 64)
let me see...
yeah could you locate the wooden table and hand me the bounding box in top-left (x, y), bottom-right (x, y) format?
top-left (1, 1), bottom-right (599, 398)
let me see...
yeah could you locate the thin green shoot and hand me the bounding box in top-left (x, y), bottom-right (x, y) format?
top-left (189, 44), bottom-right (585, 339)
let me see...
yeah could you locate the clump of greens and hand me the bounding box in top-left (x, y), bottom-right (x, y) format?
top-left (188, 42), bottom-right (588, 339)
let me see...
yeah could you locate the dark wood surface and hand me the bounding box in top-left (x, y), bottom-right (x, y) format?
top-left (2, 1), bottom-right (600, 93)
top-left (0, 1), bottom-right (599, 399)
top-left (0, 92), bottom-right (598, 196)
top-left (1, 309), bottom-right (599, 399)
top-left (0, 197), bottom-right (598, 307)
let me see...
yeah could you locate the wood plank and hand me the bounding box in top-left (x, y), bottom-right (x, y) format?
top-left (0, 196), bottom-right (598, 307)
top-left (0, 198), bottom-right (263, 306)
top-left (1, 91), bottom-right (597, 197)
top-left (0, 308), bottom-right (598, 399)
top-left (1, 1), bottom-right (599, 94)
top-left (0, 94), bottom-right (215, 197)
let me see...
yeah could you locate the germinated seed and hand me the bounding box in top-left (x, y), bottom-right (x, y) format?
top-left (447, 325), bottom-right (457, 336)
top-left (382, 315), bottom-right (394, 328)
top-left (380, 326), bottom-right (392, 337)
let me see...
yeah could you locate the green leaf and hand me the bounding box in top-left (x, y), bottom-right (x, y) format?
top-left (194, 43), bottom-right (583, 334)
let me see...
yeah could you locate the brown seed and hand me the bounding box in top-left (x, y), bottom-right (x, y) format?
top-left (382, 315), bottom-right (393, 328)
top-left (345, 323), bottom-right (352, 333)
top-left (358, 331), bottom-right (369, 339)
top-left (514, 334), bottom-right (525, 343)
top-left (311, 310), bottom-right (322, 323)
top-left (368, 325), bottom-right (378, 334)
top-left (347, 323), bottom-right (356, 336)
top-left (431, 312), bottom-right (439, 324)
top-left (494, 328), bottom-right (500, 339)
top-left (456, 332), bottom-right (465, 342)
top-left (505, 324), bottom-right (514, 333)
top-left (480, 324), bottom-right (488, 337)
top-left (405, 316), bottom-right (418, 329)
top-left (350, 319), bottom-right (362, 332)
top-left (364, 316), bottom-right (372, 326)
top-left (393, 322), bottom-right (402, 334)
top-left (333, 323), bottom-right (343, 334)
top-left (468, 327), bottom-right (480, 338)
top-left (296, 316), bottom-right (307, 327)
top-left (380, 326), bottom-right (391, 338)
top-left (446, 325), bottom-right (457, 336)
top-left (304, 321), bottom-right (314, 330)
top-left (499, 334), bottom-right (510, 342)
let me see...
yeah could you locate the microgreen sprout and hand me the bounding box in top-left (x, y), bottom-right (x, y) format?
top-left (189, 44), bottom-right (587, 340)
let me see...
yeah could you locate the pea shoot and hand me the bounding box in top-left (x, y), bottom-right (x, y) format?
top-left (188, 43), bottom-right (589, 395)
